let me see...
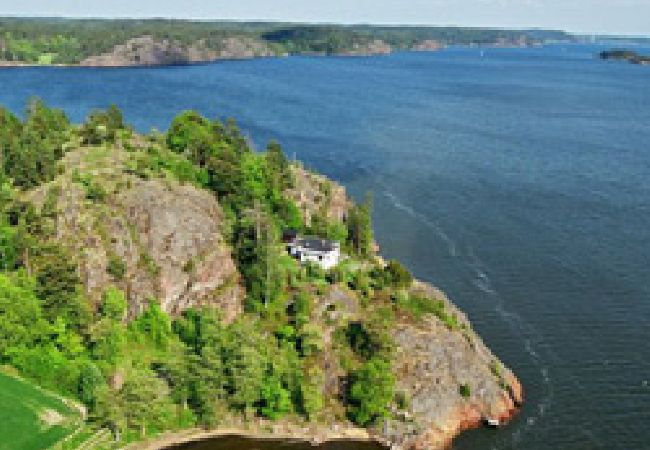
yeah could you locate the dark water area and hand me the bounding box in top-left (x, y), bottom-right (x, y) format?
top-left (1, 44), bottom-right (649, 450)
top-left (168, 436), bottom-right (384, 450)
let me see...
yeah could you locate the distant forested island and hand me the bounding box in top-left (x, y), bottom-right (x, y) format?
top-left (599, 49), bottom-right (650, 65)
top-left (0, 17), bottom-right (572, 66)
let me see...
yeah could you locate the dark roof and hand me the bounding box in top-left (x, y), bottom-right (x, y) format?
top-left (295, 237), bottom-right (337, 253)
top-left (282, 229), bottom-right (298, 243)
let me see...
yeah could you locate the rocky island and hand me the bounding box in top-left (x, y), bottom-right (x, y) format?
top-left (599, 49), bottom-right (650, 65)
top-left (0, 101), bottom-right (521, 450)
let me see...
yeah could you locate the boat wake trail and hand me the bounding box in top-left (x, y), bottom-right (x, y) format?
top-left (466, 249), bottom-right (555, 448)
top-left (382, 190), bottom-right (458, 257)
top-left (380, 188), bottom-right (554, 449)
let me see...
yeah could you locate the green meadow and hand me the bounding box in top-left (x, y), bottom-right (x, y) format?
top-left (0, 371), bottom-right (80, 450)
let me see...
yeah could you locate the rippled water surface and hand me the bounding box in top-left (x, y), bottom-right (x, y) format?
top-left (1, 44), bottom-right (649, 450)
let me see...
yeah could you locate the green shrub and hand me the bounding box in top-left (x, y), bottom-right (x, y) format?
top-left (182, 258), bottom-right (195, 274)
top-left (139, 252), bottom-right (160, 277)
top-left (107, 253), bottom-right (126, 280)
top-left (459, 383), bottom-right (471, 398)
top-left (396, 293), bottom-right (460, 329)
top-left (384, 260), bottom-right (413, 288)
top-left (347, 357), bottom-right (395, 426)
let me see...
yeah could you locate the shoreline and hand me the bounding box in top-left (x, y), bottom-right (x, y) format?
top-left (0, 42), bottom-right (558, 70)
top-left (121, 391), bottom-right (522, 450)
top-left (122, 423), bottom-right (383, 450)
top-left (0, 52), bottom-right (392, 69)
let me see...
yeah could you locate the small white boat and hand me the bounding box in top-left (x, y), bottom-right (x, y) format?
top-left (485, 418), bottom-right (500, 428)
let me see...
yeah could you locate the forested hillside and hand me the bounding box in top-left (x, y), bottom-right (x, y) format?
top-left (0, 18), bottom-right (573, 65)
top-left (0, 101), bottom-right (521, 449)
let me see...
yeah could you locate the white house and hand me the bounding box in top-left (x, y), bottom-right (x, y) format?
top-left (287, 236), bottom-right (341, 270)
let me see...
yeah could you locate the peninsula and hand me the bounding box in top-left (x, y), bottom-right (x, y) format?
top-left (0, 18), bottom-right (571, 67)
top-left (0, 101), bottom-right (522, 450)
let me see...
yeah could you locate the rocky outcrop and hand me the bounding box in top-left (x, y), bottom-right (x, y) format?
top-left (286, 165), bottom-right (351, 226)
top-left (600, 49), bottom-right (650, 65)
top-left (387, 285), bottom-right (522, 449)
top-left (308, 280), bottom-right (521, 450)
top-left (27, 147), bottom-right (243, 320)
top-left (411, 40), bottom-right (445, 52)
top-left (340, 39), bottom-right (392, 56)
top-left (116, 181), bottom-right (242, 319)
top-left (80, 35), bottom-right (277, 67)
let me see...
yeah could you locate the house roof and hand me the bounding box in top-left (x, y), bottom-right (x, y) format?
top-left (293, 236), bottom-right (338, 253)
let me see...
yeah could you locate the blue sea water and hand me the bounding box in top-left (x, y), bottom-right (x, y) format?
top-left (1, 44), bottom-right (649, 450)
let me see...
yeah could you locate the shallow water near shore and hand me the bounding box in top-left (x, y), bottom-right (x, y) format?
top-left (168, 436), bottom-right (385, 450)
top-left (1, 44), bottom-right (649, 450)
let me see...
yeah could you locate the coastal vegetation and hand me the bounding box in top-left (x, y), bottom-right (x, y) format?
top-left (0, 100), bottom-right (391, 443)
top-left (0, 18), bottom-right (572, 66)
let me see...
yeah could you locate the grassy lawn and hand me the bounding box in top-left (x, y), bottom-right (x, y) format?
top-left (0, 372), bottom-right (80, 450)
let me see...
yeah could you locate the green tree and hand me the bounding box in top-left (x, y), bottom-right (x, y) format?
top-left (100, 286), bottom-right (127, 321)
top-left (265, 140), bottom-right (293, 191)
top-left (89, 319), bottom-right (127, 366)
top-left (78, 361), bottom-right (106, 409)
top-left (347, 358), bottom-right (395, 426)
top-left (121, 367), bottom-right (174, 437)
top-left (347, 194), bottom-right (374, 257)
top-left (167, 111), bottom-right (214, 167)
top-left (32, 244), bottom-right (90, 331)
top-left (0, 222), bottom-right (18, 271)
top-left (298, 367), bottom-right (324, 420)
top-left (225, 318), bottom-right (268, 415)
top-left (130, 300), bottom-right (173, 350)
top-left (80, 105), bottom-right (125, 144)
top-left (0, 273), bottom-right (49, 360)
top-left (259, 375), bottom-right (292, 419)
top-left (384, 260), bottom-right (413, 288)
top-left (3, 99), bottom-right (69, 189)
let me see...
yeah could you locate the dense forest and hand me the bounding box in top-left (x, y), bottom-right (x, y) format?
top-left (0, 18), bottom-right (573, 64)
top-left (0, 100), bottom-right (470, 445)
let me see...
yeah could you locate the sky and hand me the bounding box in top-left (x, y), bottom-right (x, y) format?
top-left (1, 0), bottom-right (649, 36)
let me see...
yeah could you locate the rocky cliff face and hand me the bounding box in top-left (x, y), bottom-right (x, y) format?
top-left (286, 165), bottom-right (351, 226)
top-left (80, 35), bottom-right (277, 67)
top-left (26, 146), bottom-right (243, 320)
top-left (311, 281), bottom-right (522, 450)
top-left (411, 40), bottom-right (445, 52)
top-left (385, 282), bottom-right (522, 449)
top-left (340, 39), bottom-right (392, 56)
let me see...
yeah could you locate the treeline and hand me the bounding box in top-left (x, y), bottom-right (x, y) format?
top-left (0, 100), bottom-right (438, 442)
top-left (0, 17), bottom-right (574, 64)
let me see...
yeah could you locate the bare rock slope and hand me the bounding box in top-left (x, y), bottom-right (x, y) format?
top-left (386, 283), bottom-right (522, 449)
top-left (26, 145), bottom-right (242, 320)
top-left (80, 35), bottom-right (277, 67)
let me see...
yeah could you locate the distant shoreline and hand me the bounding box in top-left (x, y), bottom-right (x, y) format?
top-left (0, 43), bottom-right (562, 70)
